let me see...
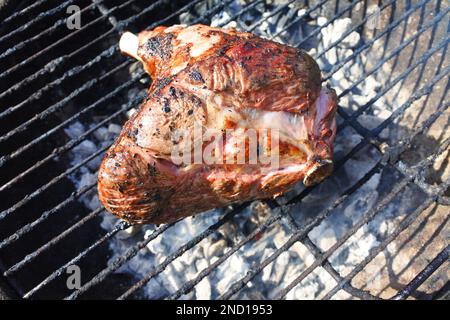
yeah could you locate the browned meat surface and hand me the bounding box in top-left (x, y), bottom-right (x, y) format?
top-left (98, 24), bottom-right (338, 224)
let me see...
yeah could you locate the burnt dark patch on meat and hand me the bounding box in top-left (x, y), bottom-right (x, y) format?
top-left (189, 69), bottom-right (205, 83)
top-left (117, 183), bottom-right (126, 193)
top-left (136, 198), bottom-right (147, 205)
top-left (147, 163), bottom-right (157, 176)
top-left (162, 98), bottom-right (171, 113)
top-left (238, 60), bottom-right (250, 73)
top-left (253, 75), bottom-right (269, 87)
top-left (138, 191), bottom-right (161, 204)
top-left (151, 76), bottom-right (174, 97)
top-left (127, 128), bottom-right (139, 141)
top-left (163, 132), bottom-right (171, 140)
top-left (296, 48), bottom-right (309, 59)
top-left (216, 43), bottom-right (235, 62)
top-left (143, 33), bottom-right (174, 60)
top-left (217, 47), bottom-right (227, 56)
top-left (189, 95), bottom-right (202, 107)
top-left (187, 109), bottom-right (193, 115)
top-left (169, 86), bottom-right (177, 98)
top-left (243, 41), bottom-right (256, 51)
top-left (140, 191), bottom-right (161, 204)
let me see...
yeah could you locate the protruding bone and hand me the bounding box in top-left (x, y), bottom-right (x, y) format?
top-left (119, 32), bottom-right (141, 61)
top-left (303, 159), bottom-right (333, 187)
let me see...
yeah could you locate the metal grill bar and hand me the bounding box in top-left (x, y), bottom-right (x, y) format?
top-left (0, 3), bottom-right (264, 220)
top-left (372, 66), bottom-right (449, 136)
top-left (0, 1), bottom-right (105, 62)
top-left (168, 163), bottom-right (382, 300)
top-left (0, 28), bottom-right (114, 85)
top-left (0, 0), bottom-right (167, 87)
top-left (322, 177), bottom-right (450, 300)
top-left (0, 0), bottom-right (446, 300)
top-left (194, 0), bottom-right (237, 24)
top-left (53, 0), bottom-right (404, 300)
top-left (0, 0), bottom-right (274, 229)
top-left (92, 0), bottom-right (119, 27)
top-left (0, 0), bottom-right (264, 286)
top-left (324, 2), bottom-right (449, 82)
top-left (0, 70), bottom-right (143, 218)
top-left (275, 179), bottom-right (411, 299)
top-left (3, 206), bottom-right (105, 276)
top-left (2, 59), bottom-right (130, 131)
top-left (0, 0), bottom-right (228, 148)
top-left (432, 281), bottom-right (450, 300)
top-left (0, 143), bottom-right (108, 220)
top-left (394, 1), bottom-right (446, 132)
top-left (338, 37), bottom-right (449, 106)
top-left (247, 0), bottom-right (297, 32)
top-left (270, 0), bottom-right (360, 40)
top-left (0, 73), bottom-right (145, 192)
top-left (60, 222), bottom-right (174, 300)
top-left (337, 69), bottom-right (449, 197)
top-left (337, 37), bottom-right (448, 133)
top-left (122, 0), bottom-right (204, 31)
top-left (293, 0), bottom-right (362, 48)
top-left (234, 0), bottom-right (308, 32)
top-left (222, 175), bottom-right (411, 299)
top-left (281, 213), bottom-right (380, 300)
top-left (0, 87), bottom-right (149, 266)
top-left (0, 46), bottom-right (119, 125)
top-left (0, 182), bottom-right (96, 251)
top-left (23, 220), bottom-right (131, 299)
top-left (202, 0), bottom-right (266, 27)
top-left (116, 208), bottom-right (241, 300)
top-left (392, 245), bottom-right (449, 300)
top-left (391, 104), bottom-right (450, 196)
top-left (1, 0), bottom-right (50, 26)
top-left (66, 0), bottom-right (446, 300)
top-left (167, 64), bottom-right (449, 299)
top-left (0, 0), bottom-right (77, 45)
top-left (166, 203), bottom-right (285, 300)
top-left (231, 136), bottom-right (450, 300)
top-left (316, 0), bottom-right (400, 60)
top-left (298, 235), bottom-right (380, 300)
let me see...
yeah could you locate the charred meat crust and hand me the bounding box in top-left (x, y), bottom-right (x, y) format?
top-left (99, 24), bottom-right (337, 224)
top-left (142, 32), bottom-right (174, 60)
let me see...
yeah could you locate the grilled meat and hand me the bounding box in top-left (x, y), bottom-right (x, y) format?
top-left (98, 24), bottom-right (337, 224)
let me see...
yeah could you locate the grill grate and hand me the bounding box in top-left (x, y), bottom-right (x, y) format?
top-left (0, 0), bottom-right (448, 300)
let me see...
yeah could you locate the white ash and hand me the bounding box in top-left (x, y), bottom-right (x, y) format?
top-left (59, 0), bottom-right (429, 300)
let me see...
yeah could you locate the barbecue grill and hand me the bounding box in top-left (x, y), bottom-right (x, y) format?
top-left (0, 0), bottom-right (448, 300)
